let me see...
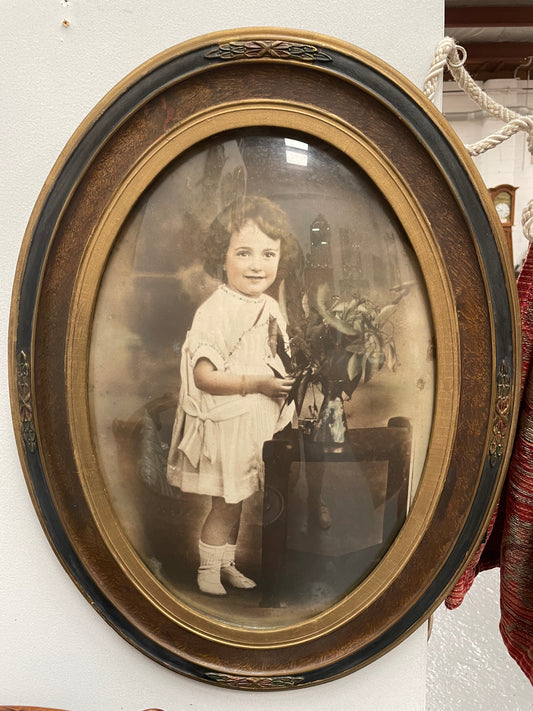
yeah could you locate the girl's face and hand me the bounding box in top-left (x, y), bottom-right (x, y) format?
top-left (223, 219), bottom-right (281, 298)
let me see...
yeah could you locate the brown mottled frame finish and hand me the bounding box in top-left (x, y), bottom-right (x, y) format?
top-left (9, 29), bottom-right (520, 689)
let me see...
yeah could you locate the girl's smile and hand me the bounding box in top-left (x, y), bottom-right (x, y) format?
top-left (223, 220), bottom-right (281, 297)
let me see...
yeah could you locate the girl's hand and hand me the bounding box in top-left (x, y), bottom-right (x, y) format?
top-left (194, 358), bottom-right (294, 399)
top-left (258, 375), bottom-right (295, 399)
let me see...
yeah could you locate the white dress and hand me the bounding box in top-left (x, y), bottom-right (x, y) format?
top-left (167, 285), bottom-right (293, 503)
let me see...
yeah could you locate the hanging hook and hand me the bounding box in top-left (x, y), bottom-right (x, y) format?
top-left (448, 44), bottom-right (467, 69)
top-left (513, 56), bottom-right (533, 79)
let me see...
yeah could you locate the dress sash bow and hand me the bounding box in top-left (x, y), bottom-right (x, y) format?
top-left (178, 395), bottom-right (249, 466)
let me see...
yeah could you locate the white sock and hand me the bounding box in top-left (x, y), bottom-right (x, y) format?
top-left (197, 540), bottom-right (226, 596)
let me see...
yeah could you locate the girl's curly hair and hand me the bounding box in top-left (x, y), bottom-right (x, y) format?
top-left (203, 196), bottom-right (300, 282)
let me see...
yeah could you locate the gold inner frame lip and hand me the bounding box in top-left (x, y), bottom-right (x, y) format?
top-left (65, 99), bottom-right (460, 650)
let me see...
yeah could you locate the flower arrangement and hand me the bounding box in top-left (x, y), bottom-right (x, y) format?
top-left (278, 278), bottom-right (411, 443)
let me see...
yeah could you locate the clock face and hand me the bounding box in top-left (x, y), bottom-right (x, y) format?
top-left (496, 201), bottom-right (511, 222)
top-left (493, 189), bottom-right (513, 223)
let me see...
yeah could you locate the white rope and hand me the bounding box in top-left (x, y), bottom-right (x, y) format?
top-left (523, 198), bottom-right (533, 242)
top-left (424, 37), bottom-right (533, 242)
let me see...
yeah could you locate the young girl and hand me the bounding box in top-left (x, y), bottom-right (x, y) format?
top-left (167, 196), bottom-right (296, 596)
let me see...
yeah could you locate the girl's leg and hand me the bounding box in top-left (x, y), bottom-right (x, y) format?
top-left (197, 498), bottom-right (241, 595)
top-left (200, 497), bottom-right (242, 545)
top-left (218, 512), bottom-right (256, 589)
top-left (197, 498), bottom-right (255, 593)
top-left (197, 539), bottom-right (226, 595)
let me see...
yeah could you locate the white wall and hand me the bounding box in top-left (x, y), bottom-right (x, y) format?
top-left (0, 2), bottom-right (443, 709)
top-left (427, 569), bottom-right (533, 711)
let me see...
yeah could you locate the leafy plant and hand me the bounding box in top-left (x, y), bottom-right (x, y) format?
top-left (280, 280), bottom-right (410, 417)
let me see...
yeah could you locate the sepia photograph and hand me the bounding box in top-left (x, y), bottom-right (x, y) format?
top-left (89, 128), bottom-right (435, 628)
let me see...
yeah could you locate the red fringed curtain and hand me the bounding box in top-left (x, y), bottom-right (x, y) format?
top-left (445, 243), bottom-right (533, 684)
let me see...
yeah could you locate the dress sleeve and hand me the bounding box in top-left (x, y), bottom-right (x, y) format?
top-left (268, 296), bottom-right (291, 354)
top-left (187, 299), bottom-right (228, 372)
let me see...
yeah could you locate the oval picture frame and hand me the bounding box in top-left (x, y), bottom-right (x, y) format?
top-left (10, 28), bottom-right (520, 689)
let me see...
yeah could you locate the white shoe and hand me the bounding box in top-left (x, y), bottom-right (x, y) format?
top-left (221, 562), bottom-right (256, 589)
top-left (197, 568), bottom-right (227, 596)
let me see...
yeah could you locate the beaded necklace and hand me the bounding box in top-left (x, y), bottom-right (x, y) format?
top-left (220, 284), bottom-right (266, 305)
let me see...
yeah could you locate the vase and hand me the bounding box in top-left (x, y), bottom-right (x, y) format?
top-left (312, 379), bottom-right (347, 451)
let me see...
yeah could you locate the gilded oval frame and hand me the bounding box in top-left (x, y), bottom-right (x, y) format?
top-left (9, 28), bottom-right (520, 688)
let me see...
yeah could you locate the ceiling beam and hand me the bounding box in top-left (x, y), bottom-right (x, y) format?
top-left (459, 41), bottom-right (533, 61)
top-left (446, 6), bottom-right (533, 27)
